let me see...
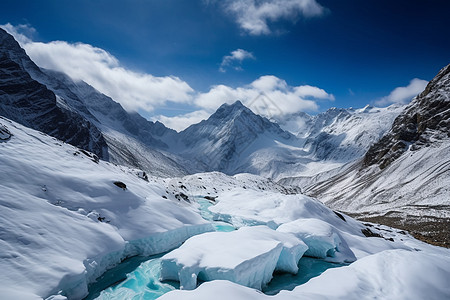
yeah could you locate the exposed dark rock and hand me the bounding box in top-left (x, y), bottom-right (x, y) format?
top-left (113, 181), bottom-right (127, 190)
top-left (361, 227), bottom-right (383, 238)
top-left (333, 211), bottom-right (346, 222)
top-left (0, 28), bottom-right (108, 158)
top-left (364, 64), bottom-right (450, 169)
top-left (204, 196), bottom-right (217, 201)
top-left (137, 171), bottom-right (149, 181)
top-left (80, 149), bottom-right (100, 163)
top-left (175, 193), bottom-right (190, 202)
top-left (0, 123), bottom-right (12, 140)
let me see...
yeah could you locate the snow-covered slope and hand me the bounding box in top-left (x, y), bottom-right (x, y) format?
top-left (175, 101), bottom-right (294, 174)
top-left (1, 28), bottom-right (403, 180)
top-left (0, 116), bottom-right (212, 299)
top-left (0, 28), bottom-right (107, 158)
top-left (173, 101), bottom-right (402, 181)
top-left (305, 64), bottom-right (450, 247)
top-left (37, 69), bottom-right (191, 177)
top-left (153, 168), bottom-right (450, 300)
top-left (0, 28), bottom-right (190, 177)
top-left (277, 104), bottom-right (403, 186)
top-left (1, 116), bottom-right (449, 300)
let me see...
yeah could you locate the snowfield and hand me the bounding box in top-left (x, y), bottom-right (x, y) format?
top-left (0, 116), bottom-right (449, 300)
top-left (0, 117), bottom-right (212, 299)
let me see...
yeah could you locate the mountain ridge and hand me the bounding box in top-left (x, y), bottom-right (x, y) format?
top-left (304, 64), bottom-right (450, 247)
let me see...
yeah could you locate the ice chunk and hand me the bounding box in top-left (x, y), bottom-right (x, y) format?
top-left (277, 219), bottom-right (356, 263)
top-left (159, 249), bottom-right (450, 300)
top-left (209, 189), bottom-right (363, 235)
top-left (158, 280), bottom-right (300, 300)
top-left (160, 226), bottom-right (308, 290)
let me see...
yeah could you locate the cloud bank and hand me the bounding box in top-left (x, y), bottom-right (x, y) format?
top-left (221, 0), bottom-right (325, 35)
top-left (195, 75), bottom-right (334, 117)
top-left (219, 49), bottom-right (255, 72)
top-left (2, 23), bottom-right (334, 131)
top-left (151, 110), bottom-right (211, 132)
top-left (1, 23), bottom-right (194, 113)
top-left (375, 78), bottom-right (428, 106)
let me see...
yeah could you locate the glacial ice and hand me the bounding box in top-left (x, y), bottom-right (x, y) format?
top-left (160, 226), bottom-right (308, 290)
top-left (208, 189), bottom-right (364, 235)
top-left (0, 119), bottom-right (213, 299)
top-left (1, 118), bottom-right (450, 300)
top-left (277, 219), bottom-right (356, 263)
top-left (158, 249), bottom-right (450, 300)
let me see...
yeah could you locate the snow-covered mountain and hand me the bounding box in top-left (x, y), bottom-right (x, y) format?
top-left (174, 101), bottom-right (295, 174)
top-left (35, 68), bottom-right (190, 177)
top-left (0, 28), bottom-right (189, 177)
top-left (0, 28), bottom-right (107, 158)
top-left (0, 28), bottom-right (404, 180)
top-left (1, 116), bottom-right (448, 300)
top-left (277, 104), bottom-right (403, 186)
top-left (172, 101), bottom-right (402, 181)
top-left (304, 64), bottom-right (450, 247)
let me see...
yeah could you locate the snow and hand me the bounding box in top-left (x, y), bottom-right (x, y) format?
top-left (277, 219), bottom-right (356, 263)
top-left (160, 226), bottom-right (308, 290)
top-left (154, 170), bottom-right (450, 300)
top-left (1, 117), bottom-right (449, 300)
top-left (208, 188), bottom-right (363, 235)
top-left (0, 117), bottom-right (213, 299)
top-left (159, 249), bottom-right (450, 300)
top-left (306, 140), bottom-right (450, 220)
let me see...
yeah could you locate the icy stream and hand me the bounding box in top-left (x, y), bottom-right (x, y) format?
top-left (85, 198), bottom-right (345, 300)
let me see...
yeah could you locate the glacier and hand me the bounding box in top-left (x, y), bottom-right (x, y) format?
top-left (159, 226), bottom-right (308, 290)
top-left (0, 116), bottom-right (449, 300)
top-left (277, 219), bottom-right (356, 263)
top-left (0, 117), bottom-right (213, 299)
top-left (158, 248), bottom-right (450, 300)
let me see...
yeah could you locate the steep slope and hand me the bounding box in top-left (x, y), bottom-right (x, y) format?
top-left (0, 28), bottom-right (404, 180)
top-left (364, 64), bottom-right (450, 168)
top-left (306, 64), bottom-right (450, 247)
top-left (0, 28), bottom-right (107, 158)
top-left (176, 101), bottom-right (296, 175)
top-left (36, 68), bottom-right (189, 177)
top-left (278, 104), bottom-right (403, 186)
top-left (301, 105), bottom-right (403, 162)
top-left (0, 28), bottom-right (188, 177)
top-left (173, 101), bottom-right (402, 181)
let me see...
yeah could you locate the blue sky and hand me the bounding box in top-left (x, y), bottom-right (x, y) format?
top-left (1, 0), bottom-right (449, 130)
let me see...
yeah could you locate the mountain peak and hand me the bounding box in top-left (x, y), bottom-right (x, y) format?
top-left (221, 100), bottom-right (245, 108)
top-left (215, 100), bottom-right (246, 115)
top-left (364, 64), bottom-right (450, 169)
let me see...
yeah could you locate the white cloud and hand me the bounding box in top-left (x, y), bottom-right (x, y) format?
top-left (0, 23), bottom-right (34, 45)
top-left (195, 75), bottom-right (334, 119)
top-left (1, 23), bottom-right (194, 113)
top-left (152, 110), bottom-right (211, 132)
top-left (219, 49), bottom-right (255, 72)
top-left (295, 85), bottom-right (335, 100)
top-left (222, 0), bottom-right (325, 35)
top-left (2, 23), bottom-right (334, 130)
top-left (375, 78), bottom-right (428, 106)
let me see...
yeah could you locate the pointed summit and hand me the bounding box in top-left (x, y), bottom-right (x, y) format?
top-left (177, 100), bottom-right (292, 172)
